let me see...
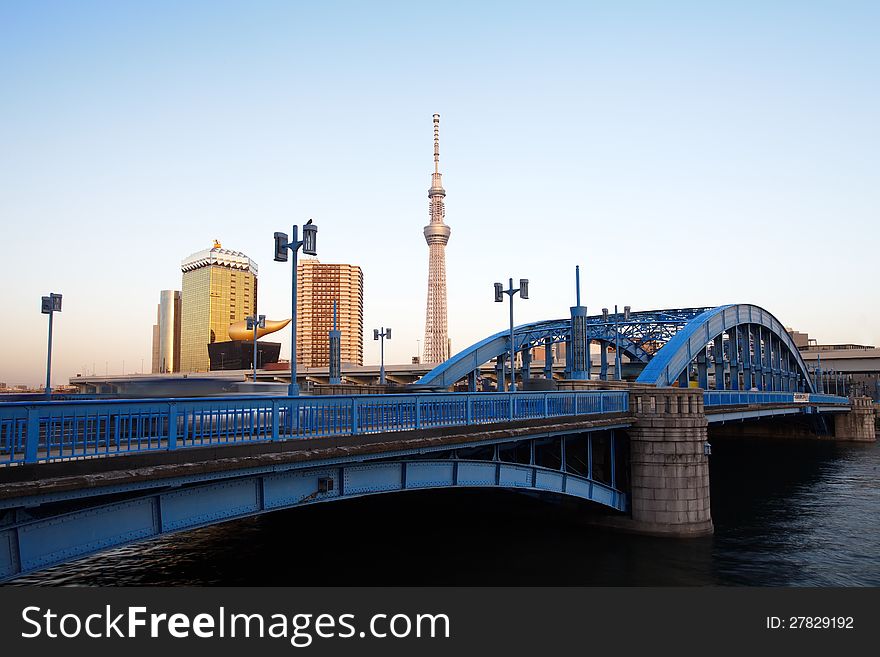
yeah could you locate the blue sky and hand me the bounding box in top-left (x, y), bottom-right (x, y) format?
top-left (1, 1), bottom-right (878, 386)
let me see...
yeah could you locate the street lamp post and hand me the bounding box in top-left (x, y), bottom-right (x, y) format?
top-left (494, 278), bottom-right (529, 392)
top-left (247, 314), bottom-right (266, 383)
top-left (374, 327), bottom-right (391, 385)
top-left (41, 293), bottom-right (62, 399)
top-left (274, 219), bottom-right (318, 396)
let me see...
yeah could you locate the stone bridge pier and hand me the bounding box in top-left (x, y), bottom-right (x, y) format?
top-left (626, 388), bottom-right (714, 537)
top-left (834, 396), bottom-right (877, 442)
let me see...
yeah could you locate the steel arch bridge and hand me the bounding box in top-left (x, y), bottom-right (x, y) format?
top-left (417, 308), bottom-right (713, 388)
top-left (418, 304), bottom-right (817, 393)
top-left (636, 304), bottom-right (816, 392)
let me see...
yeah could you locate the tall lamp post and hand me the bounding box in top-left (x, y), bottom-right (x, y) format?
top-left (374, 327), bottom-right (391, 385)
top-left (273, 219), bottom-right (318, 396)
top-left (494, 278), bottom-right (529, 392)
top-left (41, 293), bottom-right (62, 399)
top-left (246, 314), bottom-right (266, 383)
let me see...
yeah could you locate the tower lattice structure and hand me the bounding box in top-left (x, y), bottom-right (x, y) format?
top-left (423, 113), bottom-right (451, 364)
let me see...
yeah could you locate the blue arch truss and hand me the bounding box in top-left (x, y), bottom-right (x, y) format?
top-left (418, 308), bottom-right (710, 388)
top-left (635, 304), bottom-right (816, 392)
top-left (419, 304), bottom-right (815, 393)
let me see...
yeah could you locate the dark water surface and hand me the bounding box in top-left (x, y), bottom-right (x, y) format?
top-left (10, 438), bottom-right (880, 586)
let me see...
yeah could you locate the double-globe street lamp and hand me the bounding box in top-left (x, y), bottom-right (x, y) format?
top-left (494, 278), bottom-right (528, 392)
top-left (41, 293), bottom-right (63, 399)
top-left (246, 314), bottom-right (266, 383)
top-left (373, 327), bottom-right (391, 385)
top-left (274, 219), bottom-right (317, 396)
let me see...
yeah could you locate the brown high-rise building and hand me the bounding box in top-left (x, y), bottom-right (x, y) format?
top-left (296, 259), bottom-right (363, 367)
top-left (179, 241), bottom-right (258, 372)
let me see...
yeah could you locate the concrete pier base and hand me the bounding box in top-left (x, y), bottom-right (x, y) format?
top-left (560, 384), bottom-right (714, 537)
top-left (624, 389), bottom-right (714, 537)
top-left (583, 388), bottom-right (714, 538)
top-left (834, 397), bottom-right (877, 442)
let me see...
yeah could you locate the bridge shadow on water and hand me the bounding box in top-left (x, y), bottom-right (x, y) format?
top-left (9, 438), bottom-right (878, 586)
top-left (9, 489), bottom-right (715, 587)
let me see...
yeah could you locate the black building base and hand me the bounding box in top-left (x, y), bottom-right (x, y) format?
top-left (208, 341), bottom-right (282, 371)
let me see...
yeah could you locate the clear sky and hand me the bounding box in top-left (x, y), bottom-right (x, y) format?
top-left (1, 1), bottom-right (878, 387)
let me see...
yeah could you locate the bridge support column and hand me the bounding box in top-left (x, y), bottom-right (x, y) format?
top-left (521, 347), bottom-right (532, 382)
top-left (713, 335), bottom-right (725, 390)
top-left (752, 327), bottom-right (762, 390)
top-left (771, 335), bottom-right (781, 391)
top-left (568, 305), bottom-right (589, 380)
top-left (544, 338), bottom-right (553, 380)
top-left (728, 328), bottom-right (740, 390)
top-left (624, 388), bottom-right (713, 537)
top-left (742, 326), bottom-right (753, 390)
top-left (696, 349), bottom-right (708, 389)
top-left (678, 369), bottom-right (689, 388)
top-left (564, 336), bottom-right (572, 380)
top-left (834, 397), bottom-right (877, 442)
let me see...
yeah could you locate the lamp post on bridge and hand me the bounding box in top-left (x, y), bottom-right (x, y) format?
top-left (41, 293), bottom-right (62, 399)
top-left (246, 314), bottom-right (266, 383)
top-left (374, 327), bottom-right (391, 385)
top-left (273, 219), bottom-right (318, 396)
top-left (494, 278), bottom-right (529, 392)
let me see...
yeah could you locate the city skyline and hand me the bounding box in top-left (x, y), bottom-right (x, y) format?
top-left (2, 2), bottom-right (879, 387)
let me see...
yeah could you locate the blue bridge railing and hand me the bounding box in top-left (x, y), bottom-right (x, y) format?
top-left (0, 390), bottom-right (629, 466)
top-left (703, 391), bottom-right (850, 407)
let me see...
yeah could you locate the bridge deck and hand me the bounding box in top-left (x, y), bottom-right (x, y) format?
top-left (0, 413), bottom-right (630, 506)
top-left (0, 390), bottom-right (630, 466)
top-left (704, 401), bottom-right (848, 424)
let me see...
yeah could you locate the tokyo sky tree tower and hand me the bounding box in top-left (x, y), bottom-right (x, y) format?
top-left (422, 113), bottom-right (451, 364)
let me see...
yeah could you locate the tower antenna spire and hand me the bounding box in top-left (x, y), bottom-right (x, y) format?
top-left (423, 113), bottom-right (451, 363)
top-left (433, 113), bottom-right (440, 173)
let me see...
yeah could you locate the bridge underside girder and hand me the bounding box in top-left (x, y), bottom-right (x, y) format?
top-left (706, 405), bottom-right (848, 424)
top-left (0, 429), bottom-right (628, 582)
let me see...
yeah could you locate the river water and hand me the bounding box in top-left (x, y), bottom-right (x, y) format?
top-left (9, 438), bottom-right (880, 586)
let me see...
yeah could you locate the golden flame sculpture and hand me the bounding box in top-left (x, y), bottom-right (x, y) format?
top-left (228, 318), bottom-right (291, 341)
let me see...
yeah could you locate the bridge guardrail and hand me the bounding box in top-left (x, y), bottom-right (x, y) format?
top-left (703, 391), bottom-right (850, 407)
top-left (0, 390), bottom-right (629, 466)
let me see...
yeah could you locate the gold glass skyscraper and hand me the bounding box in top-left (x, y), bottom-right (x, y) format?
top-left (297, 259), bottom-right (363, 367)
top-left (179, 241), bottom-right (258, 372)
